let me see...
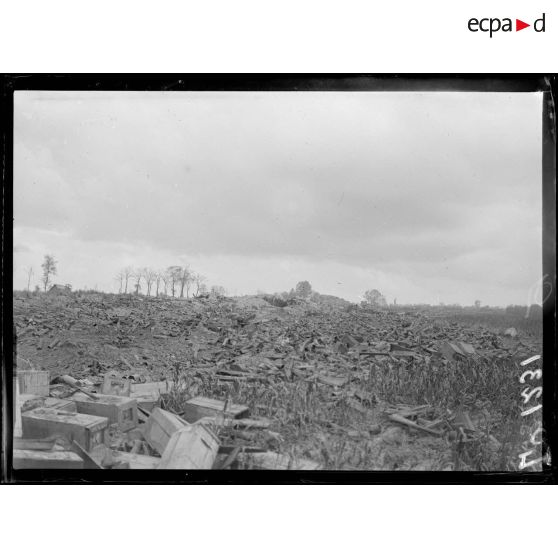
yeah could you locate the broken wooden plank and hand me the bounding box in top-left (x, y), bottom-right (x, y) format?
top-left (389, 350), bottom-right (419, 358)
top-left (13, 449), bottom-right (84, 469)
top-left (219, 446), bottom-right (241, 470)
top-left (195, 416), bottom-right (272, 429)
top-left (388, 413), bottom-right (442, 436)
top-left (385, 404), bottom-right (431, 418)
top-left (59, 375), bottom-right (100, 400)
top-left (137, 406), bottom-right (151, 422)
top-left (72, 440), bottom-right (103, 469)
top-left (417, 417), bottom-right (445, 430)
top-left (13, 438), bottom-right (56, 451)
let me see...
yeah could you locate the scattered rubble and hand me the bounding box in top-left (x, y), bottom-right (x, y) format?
top-left (11, 292), bottom-right (542, 470)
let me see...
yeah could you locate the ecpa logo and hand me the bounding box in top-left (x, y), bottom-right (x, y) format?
top-left (468, 13), bottom-right (546, 37)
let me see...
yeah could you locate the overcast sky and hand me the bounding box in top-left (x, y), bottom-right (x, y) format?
top-left (13, 90), bottom-right (542, 305)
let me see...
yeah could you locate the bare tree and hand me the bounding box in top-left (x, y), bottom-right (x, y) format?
top-left (25, 266), bottom-right (34, 291)
top-left (41, 254), bottom-right (57, 292)
top-left (161, 269), bottom-right (171, 296)
top-left (167, 266), bottom-right (182, 297)
top-left (193, 273), bottom-right (207, 296)
top-left (132, 268), bottom-right (143, 295)
top-left (114, 270), bottom-right (125, 293)
top-left (155, 270), bottom-right (163, 297)
top-left (143, 268), bottom-right (157, 297)
top-left (178, 266), bottom-right (193, 298)
top-left (122, 266), bottom-right (134, 294)
top-left (185, 273), bottom-right (194, 298)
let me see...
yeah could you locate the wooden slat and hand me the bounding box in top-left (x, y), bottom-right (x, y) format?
top-left (13, 449), bottom-right (84, 469)
top-left (388, 413), bottom-right (442, 436)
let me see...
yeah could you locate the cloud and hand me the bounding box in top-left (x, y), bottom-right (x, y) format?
top-left (13, 91), bottom-right (543, 304)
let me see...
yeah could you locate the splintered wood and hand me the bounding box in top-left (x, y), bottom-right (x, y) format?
top-left (12, 290), bottom-right (541, 471)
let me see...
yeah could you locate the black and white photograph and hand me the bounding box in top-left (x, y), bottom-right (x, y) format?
top-left (6, 78), bottom-right (552, 476)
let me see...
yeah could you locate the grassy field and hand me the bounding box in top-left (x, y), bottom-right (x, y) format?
top-left (160, 353), bottom-right (541, 471)
top-left (394, 304), bottom-right (543, 338)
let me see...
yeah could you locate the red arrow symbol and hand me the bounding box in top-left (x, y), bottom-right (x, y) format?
top-left (516, 19), bottom-right (530, 31)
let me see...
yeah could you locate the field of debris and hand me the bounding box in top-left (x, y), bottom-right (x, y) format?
top-left (12, 291), bottom-right (543, 471)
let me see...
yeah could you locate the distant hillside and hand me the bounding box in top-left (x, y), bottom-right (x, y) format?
top-left (309, 292), bottom-right (352, 310)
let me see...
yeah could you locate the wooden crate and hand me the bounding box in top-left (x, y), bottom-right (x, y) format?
top-left (15, 394), bottom-right (77, 438)
top-left (183, 396), bottom-right (250, 423)
top-left (22, 408), bottom-right (109, 452)
top-left (130, 392), bottom-right (161, 412)
top-left (18, 369), bottom-right (50, 396)
top-left (158, 425), bottom-right (220, 469)
top-left (143, 407), bottom-right (189, 455)
top-left (68, 393), bottom-right (138, 431)
top-left (19, 395), bottom-right (77, 414)
top-left (131, 380), bottom-right (172, 395)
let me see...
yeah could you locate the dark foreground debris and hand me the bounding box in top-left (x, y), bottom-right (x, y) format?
top-left (12, 292), bottom-right (542, 471)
